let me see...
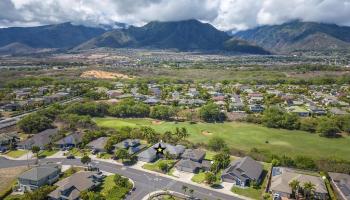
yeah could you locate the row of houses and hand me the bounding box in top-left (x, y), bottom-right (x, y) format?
top-left (17, 163), bottom-right (104, 200)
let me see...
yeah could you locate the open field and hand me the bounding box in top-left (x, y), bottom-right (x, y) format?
top-left (0, 166), bottom-right (28, 198)
top-left (94, 118), bottom-right (350, 161)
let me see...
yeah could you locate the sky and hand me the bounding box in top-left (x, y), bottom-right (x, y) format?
top-left (0, 0), bottom-right (350, 30)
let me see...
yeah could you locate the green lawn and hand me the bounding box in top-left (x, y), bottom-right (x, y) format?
top-left (100, 175), bottom-right (132, 200)
top-left (231, 163), bottom-right (271, 200)
top-left (94, 117), bottom-right (350, 161)
top-left (67, 148), bottom-right (91, 157)
top-left (39, 150), bottom-right (58, 158)
top-left (142, 159), bottom-right (176, 173)
top-left (191, 171), bottom-right (222, 185)
top-left (4, 150), bottom-right (28, 158)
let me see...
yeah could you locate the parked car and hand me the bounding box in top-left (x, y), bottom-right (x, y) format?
top-left (66, 154), bottom-right (75, 159)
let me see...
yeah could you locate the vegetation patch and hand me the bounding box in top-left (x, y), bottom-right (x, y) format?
top-left (4, 150), bottom-right (28, 158)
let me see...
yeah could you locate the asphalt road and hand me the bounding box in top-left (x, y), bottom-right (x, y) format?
top-left (0, 157), bottom-right (243, 200)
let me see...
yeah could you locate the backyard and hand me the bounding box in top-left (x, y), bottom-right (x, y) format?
top-left (94, 118), bottom-right (350, 161)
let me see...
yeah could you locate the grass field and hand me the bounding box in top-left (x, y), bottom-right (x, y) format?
top-left (94, 118), bottom-right (350, 161)
top-left (0, 166), bottom-right (28, 198)
top-left (4, 150), bottom-right (28, 158)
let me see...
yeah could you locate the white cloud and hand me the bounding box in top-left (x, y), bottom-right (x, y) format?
top-left (0, 0), bottom-right (350, 30)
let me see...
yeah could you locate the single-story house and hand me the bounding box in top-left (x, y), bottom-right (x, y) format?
top-left (286, 106), bottom-right (310, 117)
top-left (0, 132), bottom-right (19, 152)
top-left (114, 139), bottom-right (140, 149)
top-left (270, 167), bottom-right (328, 200)
top-left (137, 148), bottom-right (157, 163)
top-left (328, 172), bottom-right (350, 200)
top-left (221, 156), bottom-right (263, 187)
top-left (176, 149), bottom-right (210, 173)
top-left (17, 128), bottom-right (59, 150)
top-left (18, 165), bottom-right (61, 191)
top-left (86, 137), bottom-right (109, 153)
top-left (54, 132), bottom-right (84, 149)
top-left (181, 149), bottom-right (206, 162)
top-left (48, 171), bottom-right (103, 200)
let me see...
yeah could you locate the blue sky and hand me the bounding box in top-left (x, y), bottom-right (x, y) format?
top-left (1, 0), bottom-right (349, 30)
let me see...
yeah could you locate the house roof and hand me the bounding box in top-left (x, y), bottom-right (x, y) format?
top-left (55, 132), bottom-right (83, 145)
top-left (153, 142), bottom-right (185, 155)
top-left (222, 156), bottom-right (263, 182)
top-left (19, 166), bottom-right (60, 181)
top-left (86, 137), bottom-right (108, 150)
top-left (328, 172), bottom-right (350, 199)
top-left (181, 149), bottom-right (205, 161)
top-left (48, 171), bottom-right (99, 200)
top-left (18, 128), bottom-right (59, 148)
top-left (176, 159), bottom-right (201, 170)
top-left (138, 147), bottom-right (157, 159)
top-left (270, 167), bottom-right (327, 195)
top-left (114, 139), bottom-right (140, 149)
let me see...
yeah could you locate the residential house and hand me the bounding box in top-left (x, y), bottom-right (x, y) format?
top-left (221, 156), bottom-right (263, 187)
top-left (48, 171), bottom-right (103, 200)
top-left (17, 129), bottom-right (59, 150)
top-left (54, 132), bottom-right (84, 149)
top-left (286, 106), bottom-right (310, 117)
top-left (18, 165), bottom-right (61, 191)
top-left (3, 102), bottom-right (21, 111)
top-left (249, 104), bottom-right (264, 113)
top-left (0, 132), bottom-right (19, 152)
top-left (114, 139), bottom-right (146, 155)
top-left (328, 172), bottom-right (350, 200)
top-left (175, 149), bottom-right (211, 173)
top-left (309, 106), bottom-right (327, 116)
top-left (230, 94), bottom-right (244, 111)
top-left (107, 90), bottom-right (123, 99)
top-left (137, 148), bottom-right (157, 162)
top-left (270, 167), bottom-right (328, 200)
top-left (86, 137), bottom-right (109, 153)
top-left (144, 97), bottom-right (160, 105)
top-left (138, 142), bottom-right (185, 163)
top-left (330, 108), bottom-right (349, 116)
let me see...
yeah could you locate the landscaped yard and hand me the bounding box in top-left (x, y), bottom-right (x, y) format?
top-left (68, 148), bottom-right (91, 157)
top-left (99, 175), bottom-right (132, 200)
top-left (142, 159), bottom-right (176, 174)
top-left (231, 163), bottom-right (271, 200)
top-left (39, 150), bottom-right (58, 158)
top-left (4, 150), bottom-right (28, 158)
top-left (94, 117), bottom-right (350, 161)
top-left (191, 170), bottom-right (222, 185)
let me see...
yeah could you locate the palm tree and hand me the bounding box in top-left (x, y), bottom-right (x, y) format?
top-left (303, 181), bottom-right (316, 200)
top-left (289, 179), bottom-right (300, 199)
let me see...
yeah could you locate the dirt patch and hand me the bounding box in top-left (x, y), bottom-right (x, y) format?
top-left (201, 130), bottom-right (213, 136)
top-left (0, 166), bottom-right (28, 194)
top-left (152, 120), bottom-right (163, 125)
top-left (81, 70), bottom-right (133, 79)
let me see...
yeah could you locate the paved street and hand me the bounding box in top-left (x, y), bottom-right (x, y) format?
top-left (0, 157), bottom-right (244, 200)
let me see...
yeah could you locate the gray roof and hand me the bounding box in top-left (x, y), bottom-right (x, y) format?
top-left (222, 156), bottom-right (263, 182)
top-left (138, 147), bottom-right (157, 159)
top-left (270, 167), bottom-right (327, 195)
top-left (18, 128), bottom-right (59, 148)
top-left (48, 171), bottom-right (100, 200)
top-left (114, 139), bottom-right (140, 149)
top-left (86, 137), bottom-right (108, 150)
top-left (329, 172), bottom-right (350, 199)
top-left (176, 159), bottom-right (201, 170)
top-left (55, 132), bottom-right (83, 145)
top-left (181, 149), bottom-right (205, 161)
top-left (19, 166), bottom-right (60, 181)
top-left (153, 142), bottom-right (185, 156)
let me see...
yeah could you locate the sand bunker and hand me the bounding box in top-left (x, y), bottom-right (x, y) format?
top-left (201, 130), bottom-right (213, 136)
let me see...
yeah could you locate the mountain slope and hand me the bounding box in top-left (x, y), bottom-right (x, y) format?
top-left (78, 19), bottom-right (269, 54)
top-left (233, 21), bottom-right (350, 53)
top-left (0, 22), bottom-right (106, 48)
